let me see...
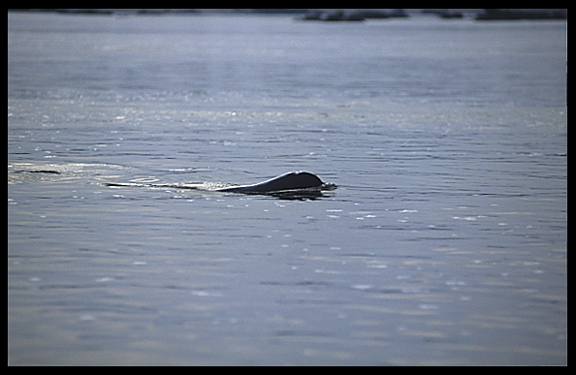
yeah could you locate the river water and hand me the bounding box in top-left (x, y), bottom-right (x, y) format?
top-left (8, 12), bottom-right (566, 365)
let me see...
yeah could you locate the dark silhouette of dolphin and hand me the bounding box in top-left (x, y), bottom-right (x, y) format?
top-left (105, 171), bottom-right (335, 199)
top-left (217, 171), bottom-right (326, 194)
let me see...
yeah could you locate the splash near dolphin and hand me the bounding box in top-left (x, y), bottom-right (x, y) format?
top-left (105, 171), bottom-right (336, 200)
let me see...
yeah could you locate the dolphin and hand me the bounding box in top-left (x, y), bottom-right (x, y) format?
top-left (217, 171), bottom-right (327, 194)
top-left (105, 171), bottom-right (336, 199)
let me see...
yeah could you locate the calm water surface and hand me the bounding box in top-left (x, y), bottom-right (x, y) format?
top-left (8, 12), bottom-right (566, 365)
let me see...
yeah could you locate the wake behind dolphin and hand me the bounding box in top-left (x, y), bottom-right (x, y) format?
top-left (105, 171), bottom-right (336, 200)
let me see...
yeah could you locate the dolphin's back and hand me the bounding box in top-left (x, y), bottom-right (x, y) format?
top-left (218, 171), bottom-right (324, 193)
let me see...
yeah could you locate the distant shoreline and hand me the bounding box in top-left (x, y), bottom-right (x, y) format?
top-left (9, 9), bottom-right (567, 22)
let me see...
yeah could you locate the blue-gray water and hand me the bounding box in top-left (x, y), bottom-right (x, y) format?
top-left (8, 12), bottom-right (566, 365)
